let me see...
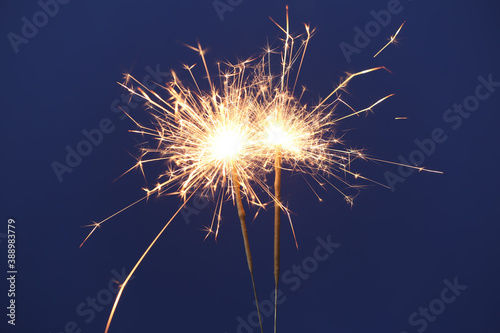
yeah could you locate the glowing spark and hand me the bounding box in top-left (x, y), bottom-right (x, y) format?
top-left (211, 128), bottom-right (244, 160)
top-left (374, 21), bottom-right (406, 58)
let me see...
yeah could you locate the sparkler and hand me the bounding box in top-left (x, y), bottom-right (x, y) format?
top-left (253, 9), bottom-right (406, 332)
top-left (95, 43), bottom-right (270, 333)
top-left (240, 13), bottom-right (434, 332)
top-left (81, 7), bottom-right (442, 333)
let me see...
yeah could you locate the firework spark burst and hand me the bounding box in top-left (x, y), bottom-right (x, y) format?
top-left (82, 9), bottom-right (442, 333)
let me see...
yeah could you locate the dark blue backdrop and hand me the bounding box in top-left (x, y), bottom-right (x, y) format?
top-left (2, 0), bottom-right (500, 332)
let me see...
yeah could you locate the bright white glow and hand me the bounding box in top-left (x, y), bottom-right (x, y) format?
top-left (212, 129), bottom-right (243, 160)
top-left (266, 124), bottom-right (287, 146)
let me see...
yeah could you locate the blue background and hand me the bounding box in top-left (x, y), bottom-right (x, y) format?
top-left (2, 0), bottom-right (500, 332)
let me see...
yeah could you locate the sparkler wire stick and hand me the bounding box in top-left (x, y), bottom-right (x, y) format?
top-left (274, 7), bottom-right (289, 332)
top-left (232, 165), bottom-right (264, 333)
top-left (273, 147), bottom-right (282, 333)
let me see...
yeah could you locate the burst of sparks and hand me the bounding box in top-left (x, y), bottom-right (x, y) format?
top-left (83, 18), bottom-right (433, 247)
top-left (87, 11), bottom-right (442, 333)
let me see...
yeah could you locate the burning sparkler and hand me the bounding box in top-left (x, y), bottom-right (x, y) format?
top-left (249, 9), bottom-right (413, 332)
top-left (95, 43), bottom-right (272, 333)
top-left (82, 7), bottom-right (442, 333)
